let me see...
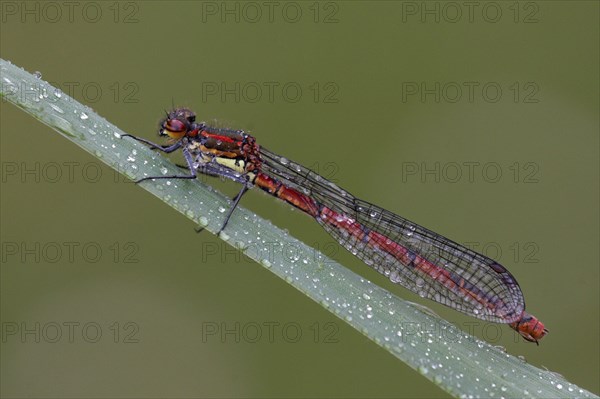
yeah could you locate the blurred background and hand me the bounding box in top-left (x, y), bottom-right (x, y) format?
top-left (1, 1), bottom-right (598, 398)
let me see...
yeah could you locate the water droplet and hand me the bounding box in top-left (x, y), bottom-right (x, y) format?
top-left (51, 115), bottom-right (73, 133)
top-left (219, 231), bottom-right (230, 241)
top-left (80, 112), bottom-right (89, 120)
top-left (33, 71), bottom-right (42, 79)
top-left (390, 271), bottom-right (402, 284)
top-left (124, 170), bottom-right (137, 180)
top-left (49, 103), bottom-right (64, 114)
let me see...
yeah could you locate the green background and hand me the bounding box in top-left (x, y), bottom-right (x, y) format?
top-left (1, 1), bottom-right (598, 398)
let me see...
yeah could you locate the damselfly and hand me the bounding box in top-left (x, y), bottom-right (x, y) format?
top-left (121, 108), bottom-right (548, 344)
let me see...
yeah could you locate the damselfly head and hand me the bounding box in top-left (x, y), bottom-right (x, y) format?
top-left (158, 108), bottom-right (197, 140)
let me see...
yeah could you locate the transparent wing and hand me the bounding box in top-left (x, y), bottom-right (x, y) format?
top-left (259, 147), bottom-right (525, 323)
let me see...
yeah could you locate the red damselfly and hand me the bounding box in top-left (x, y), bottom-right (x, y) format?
top-left (121, 108), bottom-right (548, 344)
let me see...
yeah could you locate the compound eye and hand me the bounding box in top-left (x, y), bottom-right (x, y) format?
top-left (159, 117), bottom-right (189, 139)
top-left (165, 118), bottom-right (187, 132)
